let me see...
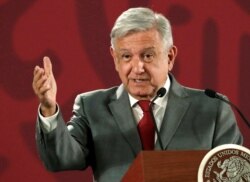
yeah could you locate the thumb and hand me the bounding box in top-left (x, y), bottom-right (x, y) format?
top-left (43, 56), bottom-right (53, 76)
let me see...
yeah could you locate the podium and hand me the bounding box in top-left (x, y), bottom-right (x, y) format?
top-left (122, 150), bottom-right (208, 182)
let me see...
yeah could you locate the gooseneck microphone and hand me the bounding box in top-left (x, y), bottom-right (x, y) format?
top-left (205, 89), bottom-right (250, 128)
top-left (150, 87), bottom-right (167, 150)
top-left (152, 87), bottom-right (167, 102)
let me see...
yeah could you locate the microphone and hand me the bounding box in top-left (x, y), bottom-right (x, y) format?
top-left (152, 87), bottom-right (167, 102)
top-left (150, 87), bottom-right (167, 150)
top-left (204, 89), bottom-right (250, 128)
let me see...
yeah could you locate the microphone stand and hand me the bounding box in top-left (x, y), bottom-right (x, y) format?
top-left (149, 103), bottom-right (164, 150)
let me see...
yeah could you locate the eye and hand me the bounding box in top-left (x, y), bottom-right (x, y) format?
top-left (142, 52), bottom-right (154, 62)
top-left (121, 53), bottom-right (132, 62)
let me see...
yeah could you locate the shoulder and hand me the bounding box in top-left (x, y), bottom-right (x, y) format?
top-left (182, 86), bottom-right (228, 104)
top-left (169, 74), bottom-right (205, 98)
top-left (182, 87), bottom-right (207, 98)
top-left (169, 74), bottom-right (228, 108)
top-left (74, 86), bottom-right (119, 105)
top-left (71, 86), bottom-right (120, 114)
top-left (170, 74), bottom-right (226, 100)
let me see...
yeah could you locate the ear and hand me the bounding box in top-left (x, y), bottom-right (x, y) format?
top-left (167, 45), bottom-right (178, 71)
top-left (110, 46), bottom-right (119, 71)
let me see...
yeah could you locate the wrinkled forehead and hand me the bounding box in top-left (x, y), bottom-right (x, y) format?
top-left (113, 29), bottom-right (166, 52)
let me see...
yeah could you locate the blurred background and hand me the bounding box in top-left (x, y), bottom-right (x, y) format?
top-left (0, 0), bottom-right (249, 181)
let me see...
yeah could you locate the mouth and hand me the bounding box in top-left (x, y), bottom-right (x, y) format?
top-left (131, 79), bottom-right (150, 84)
top-left (134, 79), bottom-right (145, 82)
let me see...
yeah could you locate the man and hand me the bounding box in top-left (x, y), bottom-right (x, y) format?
top-left (33, 7), bottom-right (243, 182)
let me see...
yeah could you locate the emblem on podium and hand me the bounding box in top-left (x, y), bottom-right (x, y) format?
top-left (198, 144), bottom-right (250, 182)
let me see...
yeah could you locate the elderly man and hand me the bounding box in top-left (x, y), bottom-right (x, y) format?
top-left (33, 7), bottom-right (242, 182)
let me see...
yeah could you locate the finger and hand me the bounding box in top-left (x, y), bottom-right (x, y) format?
top-left (36, 75), bottom-right (48, 90)
top-left (35, 78), bottom-right (51, 96)
top-left (33, 66), bottom-right (44, 80)
top-left (39, 83), bottom-right (51, 96)
top-left (33, 66), bottom-right (40, 76)
top-left (43, 56), bottom-right (53, 76)
top-left (33, 67), bottom-right (47, 91)
top-left (33, 67), bottom-right (45, 84)
top-left (33, 75), bottom-right (47, 95)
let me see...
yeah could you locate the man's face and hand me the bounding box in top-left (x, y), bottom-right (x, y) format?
top-left (110, 29), bottom-right (177, 100)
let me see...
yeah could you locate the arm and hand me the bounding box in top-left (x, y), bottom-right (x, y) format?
top-left (33, 57), bottom-right (92, 171)
top-left (36, 108), bottom-right (91, 171)
top-left (32, 57), bottom-right (57, 117)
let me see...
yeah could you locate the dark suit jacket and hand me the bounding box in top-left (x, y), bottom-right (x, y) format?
top-left (36, 74), bottom-right (243, 182)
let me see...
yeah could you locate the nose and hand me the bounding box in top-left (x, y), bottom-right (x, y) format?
top-left (132, 57), bottom-right (145, 74)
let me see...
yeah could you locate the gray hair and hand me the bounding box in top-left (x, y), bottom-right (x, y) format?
top-left (110, 7), bottom-right (173, 49)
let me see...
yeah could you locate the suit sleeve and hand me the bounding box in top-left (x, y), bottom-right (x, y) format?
top-left (212, 96), bottom-right (243, 147)
top-left (36, 94), bottom-right (93, 171)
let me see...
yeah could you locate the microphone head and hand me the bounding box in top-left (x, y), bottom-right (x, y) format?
top-left (204, 89), bottom-right (217, 98)
top-left (157, 87), bottom-right (166, 97)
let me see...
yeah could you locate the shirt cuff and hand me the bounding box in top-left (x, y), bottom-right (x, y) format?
top-left (38, 104), bottom-right (59, 133)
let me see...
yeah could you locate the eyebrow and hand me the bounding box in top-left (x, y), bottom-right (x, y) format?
top-left (117, 46), bottom-right (156, 52)
top-left (142, 47), bottom-right (156, 52)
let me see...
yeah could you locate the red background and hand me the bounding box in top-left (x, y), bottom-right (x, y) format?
top-left (0, 0), bottom-right (249, 181)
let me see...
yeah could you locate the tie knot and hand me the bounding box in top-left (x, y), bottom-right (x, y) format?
top-left (138, 100), bottom-right (151, 112)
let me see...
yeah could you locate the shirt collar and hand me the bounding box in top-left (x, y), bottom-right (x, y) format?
top-left (128, 76), bottom-right (171, 107)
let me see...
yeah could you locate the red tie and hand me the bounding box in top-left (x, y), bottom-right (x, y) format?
top-left (137, 100), bottom-right (155, 150)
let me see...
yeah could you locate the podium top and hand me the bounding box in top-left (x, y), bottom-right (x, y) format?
top-left (122, 150), bottom-right (208, 182)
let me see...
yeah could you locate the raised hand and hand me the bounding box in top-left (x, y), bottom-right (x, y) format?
top-left (32, 57), bottom-right (57, 116)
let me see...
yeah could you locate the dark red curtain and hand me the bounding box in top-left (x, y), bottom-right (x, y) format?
top-left (0, 0), bottom-right (249, 181)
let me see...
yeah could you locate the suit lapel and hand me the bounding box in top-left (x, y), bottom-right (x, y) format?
top-left (156, 74), bottom-right (192, 150)
top-left (108, 87), bottom-right (142, 156)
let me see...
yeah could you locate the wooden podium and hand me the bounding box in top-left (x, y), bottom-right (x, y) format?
top-left (122, 150), bottom-right (208, 182)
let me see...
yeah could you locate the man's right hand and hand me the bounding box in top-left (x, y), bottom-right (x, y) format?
top-left (32, 57), bottom-right (57, 117)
